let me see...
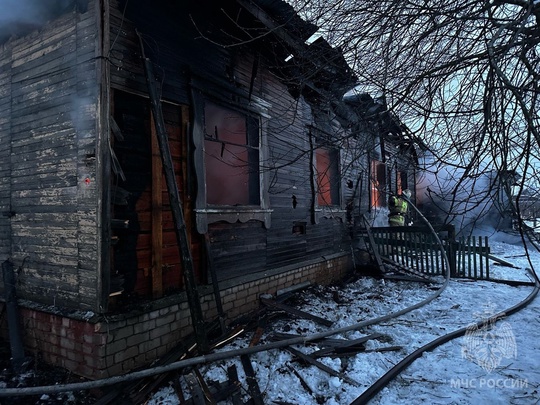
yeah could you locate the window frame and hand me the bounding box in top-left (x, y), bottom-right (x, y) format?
top-left (191, 84), bottom-right (271, 233)
top-left (310, 127), bottom-right (346, 223)
top-left (370, 159), bottom-right (387, 208)
top-left (203, 101), bottom-right (260, 207)
top-left (315, 146), bottom-right (341, 208)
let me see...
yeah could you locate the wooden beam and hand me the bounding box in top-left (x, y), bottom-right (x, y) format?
top-left (96, 0), bottom-right (111, 313)
top-left (362, 215), bottom-right (386, 273)
top-left (151, 114), bottom-right (163, 299)
top-left (260, 298), bottom-right (333, 327)
top-left (240, 354), bottom-right (264, 405)
top-left (287, 346), bottom-right (361, 387)
top-left (482, 253), bottom-right (518, 268)
top-left (193, 367), bottom-right (217, 405)
top-left (227, 366), bottom-right (243, 405)
top-left (138, 31), bottom-right (207, 351)
top-left (180, 105), bottom-right (193, 250)
top-left (310, 333), bottom-right (383, 358)
top-left (185, 373), bottom-right (206, 405)
top-left (236, 0), bottom-right (308, 57)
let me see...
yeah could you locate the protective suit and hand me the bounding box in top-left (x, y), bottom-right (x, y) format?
top-left (388, 189), bottom-right (411, 227)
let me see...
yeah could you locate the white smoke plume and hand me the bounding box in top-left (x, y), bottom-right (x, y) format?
top-left (0, 0), bottom-right (85, 42)
top-left (416, 150), bottom-right (513, 237)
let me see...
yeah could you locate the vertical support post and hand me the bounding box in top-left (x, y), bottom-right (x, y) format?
top-left (151, 116), bottom-right (163, 299)
top-left (429, 234), bottom-right (435, 275)
top-left (479, 236), bottom-right (484, 279)
top-left (447, 225), bottom-right (457, 277)
top-left (137, 31), bottom-right (207, 351)
top-left (2, 260), bottom-right (26, 372)
top-left (485, 236), bottom-right (490, 280)
top-left (435, 237), bottom-right (440, 276)
top-left (96, 0), bottom-right (112, 313)
top-left (460, 237), bottom-right (466, 277)
top-left (420, 233), bottom-right (425, 274)
top-left (467, 236), bottom-right (473, 278)
top-left (472, 236), bottom-right (477, 279)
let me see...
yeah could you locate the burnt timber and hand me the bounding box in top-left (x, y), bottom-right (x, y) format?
top-left (0, 0), bottom-right (419, 379)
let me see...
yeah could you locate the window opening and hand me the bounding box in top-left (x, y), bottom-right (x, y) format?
top-left (370, 160), bottom-right (387, 208)
top-left (204, 101), bottom-right (260, 206)
top-left (316, 147), bottom-right (340, 206)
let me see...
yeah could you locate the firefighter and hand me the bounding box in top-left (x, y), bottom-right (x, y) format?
top-left (388, 189), bottom-right (412, 227)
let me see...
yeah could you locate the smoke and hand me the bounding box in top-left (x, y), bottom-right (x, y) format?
top-left (0, 0), bottom-right (86, 42)
top-left (416, 150), bottom-right (511, 236)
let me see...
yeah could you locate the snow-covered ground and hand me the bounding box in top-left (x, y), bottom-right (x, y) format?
top-left (149, 232), bottom-right (540, 405)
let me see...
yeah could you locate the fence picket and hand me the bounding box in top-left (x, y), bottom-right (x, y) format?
top-left (361, 226), bottom-right (490, 281)
top-left (479, 236), bottom-right (484, 279)
top-left (485, 236), bottom-right (490, 279)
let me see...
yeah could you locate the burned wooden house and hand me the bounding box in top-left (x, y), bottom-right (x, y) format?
top-left (0, 0), bottom-right (418, 378)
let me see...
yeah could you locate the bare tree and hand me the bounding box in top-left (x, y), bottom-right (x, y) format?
top-left (289, 0), bottom-right (540, 236)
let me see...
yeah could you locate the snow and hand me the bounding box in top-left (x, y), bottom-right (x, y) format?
top-left (150, 233), bottom-right (540, 404)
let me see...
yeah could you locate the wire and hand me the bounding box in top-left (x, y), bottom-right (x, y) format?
top-left (109, 0), bottom-right (129, 58)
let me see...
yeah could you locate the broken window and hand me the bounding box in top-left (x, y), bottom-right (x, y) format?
top-left (316, 147), bottom-right (340, 206)
top-left (204, 102), bottom-right (260, 206)
top-left (191, 86), bottom-right (271, 233)
top-left (370, 160), bottom-right (387, 208)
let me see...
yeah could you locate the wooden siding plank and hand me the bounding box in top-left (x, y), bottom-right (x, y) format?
top-left (11, 19), bottom-right (76, 60)
top-left (0, 3), bottom-right (100, 311)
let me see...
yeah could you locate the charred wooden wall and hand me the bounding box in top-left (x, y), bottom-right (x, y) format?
top-left (0, 41), bottom-right (12, 273)
top-left (107, 0), bottom-right (366, 288)
top-left (0, 0), bottom-right (370, 312)
top-left (0, 3), bottom-right (99, 310)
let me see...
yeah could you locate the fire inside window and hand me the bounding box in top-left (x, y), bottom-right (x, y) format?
top-left (204, 102), bottom-right (260, 206)
top-left (396, 170), bottom-right (408, 195)
top-left (371, 160), bottom-right (387, 208)
top-left (316, 147), bottom-right (340, 206)
top-left (396, 169), bottom-right (403, 195)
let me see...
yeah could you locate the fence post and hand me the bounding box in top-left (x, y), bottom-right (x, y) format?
top-left (479, 236), bottom-right (484, 279)
top-left (446, 224), bottom-right (457, 277)
top-left (485, 236), bottom-right (490, 280)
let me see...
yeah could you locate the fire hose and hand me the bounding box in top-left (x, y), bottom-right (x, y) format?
top-left (0, 197), bottom-right (490, 399)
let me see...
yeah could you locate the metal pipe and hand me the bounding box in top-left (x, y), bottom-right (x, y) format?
top-left (0, 198), bottom-right (453, 397)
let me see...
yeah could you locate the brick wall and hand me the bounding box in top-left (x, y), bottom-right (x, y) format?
top-left (5, 253), bottom-right (352, 379)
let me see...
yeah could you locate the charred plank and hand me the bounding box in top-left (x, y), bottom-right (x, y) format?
top-left (240, 354), bottom-right (264, 405)
top-left (185, 372), bottom-right (206, 405)
top-left (260, 298), bottom-right (333, 327)
top-left (286, 347), bottom-right (361, 387)
top-left (310, 333), bottom-right (383, 358)
top-left (227, 365), bottom-right (243, 405)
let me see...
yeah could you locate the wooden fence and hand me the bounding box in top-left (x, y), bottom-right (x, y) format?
top-left (361, 225), bottom-right (491, 280)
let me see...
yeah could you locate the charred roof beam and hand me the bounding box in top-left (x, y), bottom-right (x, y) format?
top-left (236, 0), bottom-right (357, 98)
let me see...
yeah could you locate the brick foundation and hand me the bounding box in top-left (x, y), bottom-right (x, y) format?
top-left (7, 253), bottom-right (352, 379)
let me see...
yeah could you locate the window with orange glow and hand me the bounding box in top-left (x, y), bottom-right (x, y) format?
top-left (316, 147), bottom-right (340, 206)
top-left (204, 102), bottom-right (260, 206)
top-left (370, 160), bottom-right (387, 207)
